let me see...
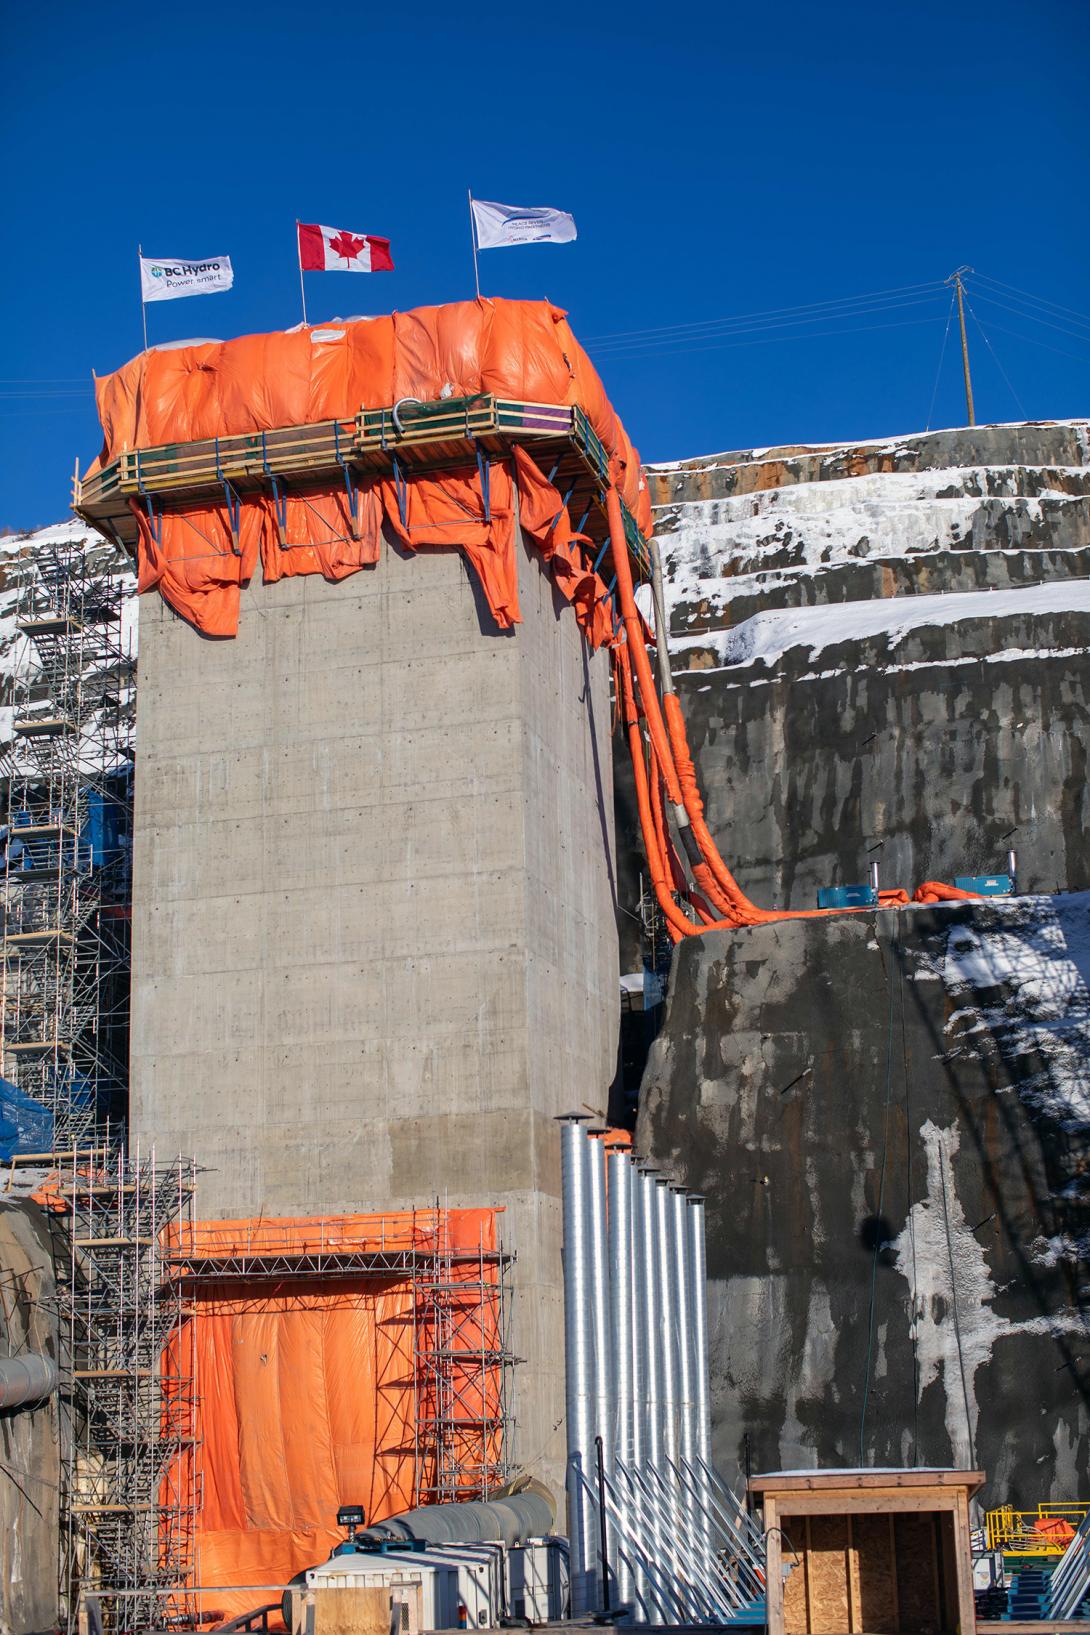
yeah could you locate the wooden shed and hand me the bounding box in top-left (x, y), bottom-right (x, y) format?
top-left (750, 1468), bottom-right (984, 1635)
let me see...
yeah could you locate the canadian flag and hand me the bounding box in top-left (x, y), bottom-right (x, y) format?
top-left (297, 223), bottom-right (394, 273)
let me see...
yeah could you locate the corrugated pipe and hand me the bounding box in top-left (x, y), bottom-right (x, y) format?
top-left (355, 1487), bottom-right (554, 1549)
top-left (0, 1352), bottom-right (57, 1410)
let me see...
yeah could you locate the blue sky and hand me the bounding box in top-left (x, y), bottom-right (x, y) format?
top-left (3, 0), bottom-right (1087, 528)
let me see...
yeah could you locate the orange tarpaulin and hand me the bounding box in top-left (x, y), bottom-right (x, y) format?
top-left (165, 1208), bottom-right (502, 1623)
top-left (87, 299), bottom-right (649, 642)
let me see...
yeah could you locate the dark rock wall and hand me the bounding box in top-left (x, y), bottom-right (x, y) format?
top-left (624, 429), bottom-right (1090, 1500)
top-left (615, 421), bottom-right (1090, 966)
top-left (0, 1198), bottom-right (60, 1633)
top-left (637, 895), bottom-right (1090, 1507)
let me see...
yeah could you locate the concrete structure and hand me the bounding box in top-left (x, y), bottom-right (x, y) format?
top-left (130, 524), bottom-right (619, 1491)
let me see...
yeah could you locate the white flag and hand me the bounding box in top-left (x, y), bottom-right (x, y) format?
top-left (471, 199), bottom-right (577, 250)
top-left (140, 255), bottom-right (234, 303)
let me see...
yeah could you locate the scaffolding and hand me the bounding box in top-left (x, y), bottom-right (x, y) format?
top-left (0, 533), bottom-right (135, 1148)
top-left (5, 1142), bottom-right (198, 1635)
top-left (163, 1208), bottom-right (516, 1516)
top-left (412, 1214), bottom-right (513, 1506)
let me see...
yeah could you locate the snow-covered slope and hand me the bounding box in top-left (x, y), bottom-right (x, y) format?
top-left (649, 420), bottom-right (1090, 669)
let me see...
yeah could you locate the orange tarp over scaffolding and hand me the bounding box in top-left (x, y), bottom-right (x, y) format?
top-left (87, 298), bottom-right (648, 640)
top-left (164, 1208), bottom-right (502, 1623)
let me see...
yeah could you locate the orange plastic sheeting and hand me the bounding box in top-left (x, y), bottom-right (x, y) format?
top-left (129, 452), bottom-right (615, 645)
top-left (88, 298), bottom-right (648, 524)
top-left (167, 1209), bottom-right (500, 1624)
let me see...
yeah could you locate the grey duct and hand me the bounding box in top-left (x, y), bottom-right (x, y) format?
top-left (0, 1352), bottom-right (57, 1410)
top-left (560, 1117), bottom-right (596, 1615)
top-left (355, 1488), bottom-right (555, 1550)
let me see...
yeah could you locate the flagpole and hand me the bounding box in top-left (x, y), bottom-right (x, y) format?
top-left (467, 190), bottom-right (481, 300)
top-left (138, 244), bottom-right (148, 351)
top-left (296, 221), bottom-right (309, 326)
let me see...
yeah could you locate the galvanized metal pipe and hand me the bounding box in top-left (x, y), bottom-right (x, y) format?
top-left (671, 1185), bottom-right (699, 1611)
top-left (627, 1164), bottom-right (651, 1619)
top-left (687, 1193), bottom-right (713, 1584)
top-left (586, 1132), bottom-right (611, 1462)
top-left (560, 1117), bottom-right (596, 1615)
top-left (655, 1179), bottom-right (684, 1595)
top-left (606, 1145), bottom-right (634, 1608)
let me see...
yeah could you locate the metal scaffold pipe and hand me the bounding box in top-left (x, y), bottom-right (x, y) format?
top-left (559, 1116), bottom-right (596, 1616)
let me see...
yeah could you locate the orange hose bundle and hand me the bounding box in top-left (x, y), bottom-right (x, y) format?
top-left (604, 466), bottom-right (980, 932)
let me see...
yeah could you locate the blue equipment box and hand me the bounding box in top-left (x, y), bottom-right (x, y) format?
top-left (817, 885), bottom-right (878, 909)
top-left (954, 874), bottom-right (1013, 895)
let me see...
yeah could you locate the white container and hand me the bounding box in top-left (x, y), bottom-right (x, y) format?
top-left (508, 1537), bottom-right (570, 1623)
top-left (307, 1544), bottom-right (500, 1631)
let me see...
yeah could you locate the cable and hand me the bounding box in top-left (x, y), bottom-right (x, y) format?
top-left (969, 290), bottom-right (1090, 348)
top-left (925, 293), bottom-right (956, 431)
top-left (588, 314), bottom-right (951, 368)
top-left (588, 296), bottom-right (948, 360)
top-left (582, 278), bottom-right (947, 345)
top-left (899, 953), bottom-right (920, 1467)
top-left (955, 313), bottom-right (1090, 367)
top-left (937, 1130), bottom-right (976, 1469)
top-left (858, 939), bottom-right (898, 1465)
top-left (974, 272), bottom-right (1090, 332)
top-left (964, 296), bottom-right (1028, 420)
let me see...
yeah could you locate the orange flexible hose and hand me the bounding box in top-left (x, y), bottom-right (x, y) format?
top-left (606, 478), bottom-right (772, 926)
top-left (614, 642), bottom-right (724, 940)
top-left (646, 733), bottom-right (719, 925)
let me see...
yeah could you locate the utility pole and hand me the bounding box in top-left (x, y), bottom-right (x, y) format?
top-left (945, 265), bottom-right (976, 426)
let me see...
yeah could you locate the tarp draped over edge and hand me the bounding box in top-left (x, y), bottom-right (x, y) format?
top-left (163, 1208), bottom-right (501, 1624)
top-left (89, 298), bottom-right (649, 642)
top-left (125, 451), bottom-right (615, 642)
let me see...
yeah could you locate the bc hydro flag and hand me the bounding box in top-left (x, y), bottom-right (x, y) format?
top-left (470, 199), bottom-right (577, 250)
top-left (140, 254), bottom-right (234, 302)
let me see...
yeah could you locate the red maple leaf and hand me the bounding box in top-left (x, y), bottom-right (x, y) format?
top-left (328, 229), bottom-right (366, 263)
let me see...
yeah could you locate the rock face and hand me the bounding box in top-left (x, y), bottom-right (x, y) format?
top-left (637, 894), bottom-right (1090, 1509)
top-left (0, 1198), bottom-right (60, 1633)
top-left (629, 421), bottom-right (1090, 1506)
top-left (615, 421), bottom-right (1090, 963)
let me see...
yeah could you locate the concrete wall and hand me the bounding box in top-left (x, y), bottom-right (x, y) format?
top-left (130, 526), bottom-right (619, 1494)
top-left (637, 895), bottom-right (1090, 1509)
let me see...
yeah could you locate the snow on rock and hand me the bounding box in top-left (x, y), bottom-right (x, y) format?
top-left (910, 892), bottom-right (1090, 1134)
top-left (892, 1117), bottom-right (1090, 1468)
top-left (675, 579), bottom-right (1090, 669)
top-left (645, 421), bottom-right (1090, 673)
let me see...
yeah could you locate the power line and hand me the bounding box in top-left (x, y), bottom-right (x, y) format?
top-left (957, 313), bottom-right (1090, 367)
top-left (587, 294), bottom-right (948, 360)
top-left (587, 313), bottom-right (950, 368)
top-left (583, 279), bottom-right (948, 348)
top-left (974, 272), bottom-right (1090, 332)
top-left (969, 290), bottom-right (1090, 348)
